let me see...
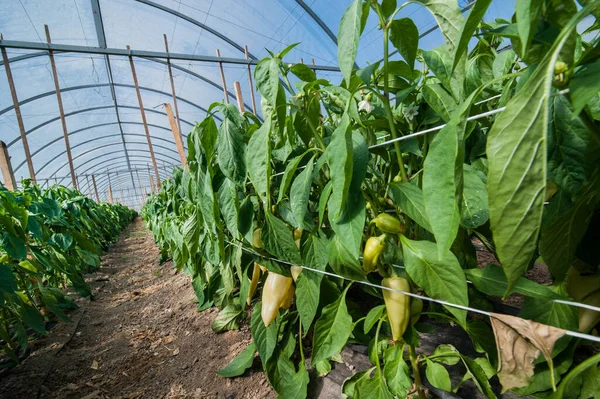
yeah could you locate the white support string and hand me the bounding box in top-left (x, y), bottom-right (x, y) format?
top-left (225, 239), bottom-right (600, 344)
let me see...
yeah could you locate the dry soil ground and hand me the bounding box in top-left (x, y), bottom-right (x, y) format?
top-left (0, 218), bottom-right (274, 399)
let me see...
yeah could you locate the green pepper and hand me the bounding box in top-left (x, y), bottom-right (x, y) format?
top-left (362, 234), bottom-right (386, 273)
top-left (252, 228), bottom-right (263, 249)
top-left (374, 213), bottom-right (405, 234)
top-left (382, 276), bottom-right (411, 341)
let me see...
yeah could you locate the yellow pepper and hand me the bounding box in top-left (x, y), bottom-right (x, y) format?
top-left (362, 234), bottom-right (386, 273)
top-left (247, 262), bottom-right (262, 306)
top-left (382, 276), bottom-right (411, 341)
top-left (280, 284), bottom-right (296, 309)
top-left (261, 272), bottom-right (293, 327)
top-left (291, 265), bottom-right (302, 282)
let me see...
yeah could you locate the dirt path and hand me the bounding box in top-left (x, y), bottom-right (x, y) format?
top-left (0, 218), bottom-right (274, 399)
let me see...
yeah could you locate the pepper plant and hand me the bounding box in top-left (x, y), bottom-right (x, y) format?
top-left (142, 0), bottom-right (600, 397)
top-left (0, 181), bottom-right (136, 366)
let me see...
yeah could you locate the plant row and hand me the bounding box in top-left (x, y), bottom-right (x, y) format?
top-left (0, 181), bottom-right (136, 366)
top-left (142, 1), bottom-right (600, 398)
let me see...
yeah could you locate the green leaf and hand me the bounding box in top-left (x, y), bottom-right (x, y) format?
top-left (422, 45), bottom-right (464, 100)
top-left (218, 179), bottom-right (240, 240)
top-left (452, 0), bottom-right (493, 72)
top-left (411, 0), bottom-right (464, 52)
top-left (0, 264), bottom-right (17, 294)
top-left (1, 234), bottom-right (27, 260)
top-left (520, 293), bottom-right (578, 331)
top-left (547, 95), bottom-right (591, 198)
top-left (251, 301), bottom-right (279, 363)
top-left (569, 59), bottom-right (600, 115)
top-left (461, 355), bottom-right (496, 399)
top-left (389, 18), bottom-right (419, 69)
top-left (401, 237), bottom-right (468, 327)
top-left (197, 170), bottom-right (217, 233)
top-left (540, 174), bottom-right (598, 281)
top-left (290, 64), bottom-right (316, 82)
top-left (426, 359), bottom-right (451, 391)
top-left (486, 11), bottom-right (583, 294)
top-left (247, 117), bottom-right (271, 206)
top-left (384, 345), bottom-right (412, 397)
top-left (579, 365), bottom-right (600, 399)
top-left (261, 211), bottom-right (301, 265)
top-left (255, 58), bottom-right (280, 106)
top-left (278, 152), bottom-right (310, 203)
top-left (431, 344), bottom-right (461, 365)
top-left (327, 114), bottom-right (352, 220)
top-left (421, 83), bottom-right (456, 122)
top-left (364, 305), bottom-right (386, 334)
top-left (212, 304), bottom-right (242, 333)
top-left (516, 0), bottom-right (543, 58)
top-left (19, 301), bottom-right (46, 335)
top-left (461, 164), bottom-right (489, 228)
top-left (327, 234), bottom-right (364, 281)
top-left (297, 234), bottom-right (328, 334)
top-left (217, 342), bottom-right (256, 377)
top-left (198, 116), bottom-right (218, 165)
top-left (218, 113), bottom-right (247, 185)
top-left (337, 0), bottom-right (363, 84)
top-left (465, 264), bottom-right (561, 299)
top-left (192, 274), bottom-right (206, 306)
top-left (311, 285), bottom-right (353, 365)
top-left (237, 197), bottom-right (255, 245)
top-left (353, 368), bottom-right (394, 399)
top-left (266, 351), bottom-right (309, 399)
top-left (388, 182), bottom-right (432, 232)
top-left (290, 155), bottom-right (316, 230)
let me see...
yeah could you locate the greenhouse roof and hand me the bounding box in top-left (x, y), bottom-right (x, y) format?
top-left (0, 0), bottom-right (515, 209)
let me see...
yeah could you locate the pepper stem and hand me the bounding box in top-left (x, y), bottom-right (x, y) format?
top-left (409, 345), bottom-right (426, 399)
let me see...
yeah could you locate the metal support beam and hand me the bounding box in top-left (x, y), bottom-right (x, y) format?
top-left (45, 25), bottom-right (77, 188)
top-left (0, 140), bottom-right (17, 190)
top-left (1, 33), bottom-right (36, 183)
top-left (164, 103), bottom-right (187, 169)
top-left (0, 39), bottom-right (340, 71)
top-left (127, 45), bottom-right (161, 189)
top-left (244, 45), bottom-right (257, 116)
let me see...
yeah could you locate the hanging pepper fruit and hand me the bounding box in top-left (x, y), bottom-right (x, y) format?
top-left (410, 297), bottom-right (423, 325)
top-left (382, 276), bottom-right (411, 341)
top-left (373, 213), bottom-right (406, 234)
top-left (261, 272), bottom-right (293, 327)
top-left (566, 266), bottom-right (600, 332)
top-left (280, 284), bottom-right (296, 309)
top-left (252, 228), bottom-right (263, 249)
top-left (247, 262), bottom-right (262, 306)
top-left (291, 265), bottom-right (302, 282)
top-left (362, 234), bottom-right (386, 274)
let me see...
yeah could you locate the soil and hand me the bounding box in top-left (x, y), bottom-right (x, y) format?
top-left (0, 218), bottom-right (274, 399)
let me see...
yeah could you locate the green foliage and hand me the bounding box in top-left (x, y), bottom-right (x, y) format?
top-left (140, 2), bottom-right (600, 398)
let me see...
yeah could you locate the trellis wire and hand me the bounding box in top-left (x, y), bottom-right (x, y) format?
top-left (224, 239), bottom-right (600, 344)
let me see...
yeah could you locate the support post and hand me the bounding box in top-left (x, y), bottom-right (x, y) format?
top-left (45, 26), bottom-right (77, 189)
top-left (85, 174), bottom-right (92, 197)
top-left (244, 45), bottom-right (257, 116)
top-left (164, 103), bottom-right (188, 169)
top-left (163, 34), bottom-right (183, 136)
top-left (1, 34), bottom-right (36, 183)
top-left (0, 140), bottom-right (17, 190)
top-left (234, 82), bottom-right (245, 113)
top-left (92, 174), bottom-right (99, 202)
top-left (215, 49), bottom-right (229, 104)
top-left (107, 170), bottom-right (113, 204)
top-left (127, 44), bottom-right (161, 189)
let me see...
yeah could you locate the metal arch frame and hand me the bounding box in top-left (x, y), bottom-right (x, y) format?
top-left (79, 159), bottom-right (176, 193)
top-left (6, 104), bottom-right (195, 148)
top-left (0, 83), bottom-right (218, 119)
top-left (35, 139), bottom-right (180, 177)
top-left (56, 152), bottom-right (178, 186)
top-left (13, 122), bottom-right (187, 173)
top-left (87, 167), bottom-right (170, 199)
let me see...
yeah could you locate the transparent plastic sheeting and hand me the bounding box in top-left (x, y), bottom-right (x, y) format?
top-left (0, 0), bottom-right (516, 209)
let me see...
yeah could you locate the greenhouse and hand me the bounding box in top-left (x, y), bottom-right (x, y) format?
top-left (1, 0), bottom-right (599, 398)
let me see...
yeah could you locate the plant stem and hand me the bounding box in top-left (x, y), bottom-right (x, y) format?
top-left (374, 316), bottom-right (385, 373)
top-left (409, 345), bottom-right (427, 399)
top-left (550, 351), bottom-right (600, 398)
top-left (382, 27), bottom-right (408, 182)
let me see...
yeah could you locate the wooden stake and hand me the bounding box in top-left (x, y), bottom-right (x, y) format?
top-left (234, 82), bottom-right (244, 113)
top-left (1, 34), bottom-right (36, 183)
top-left (45, 26), bottom-right (77, 189)
top-left (127, 45), bottom-right (161, 189)
top-left (150, 174), bottom-right (155, 193)
top-left (311, 59), bottom-right (315, 66)
top-left (216, 49), bottom-right (229, 104)
top-left (300, 58), bottom-right (304, 64)
top-left (163, 34), bottom-right (183, 136)
top-left (0, 140), bottom-right (17, 190)
top-left (92, 174), bottom-right (99, 202)
top-left (107, 170), bottom-right (114, 204)
top-left (244, 45), bottom-right (257, 116)
top-left (164, 103), bottom-right (188, 169)
top-left (85, 174), bottom-right (92, 197)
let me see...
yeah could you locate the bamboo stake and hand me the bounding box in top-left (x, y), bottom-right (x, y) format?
top-left (244, 45), bottom-right (257, 116)
top-left (164, 103), bottom-right (188, 169)
top-left (216, 49), bottom-right (229, 104)
top-left (163, 34), bottom-right (183, 136)
top-left (127, 44), bottom-right (161, 189)
top-left (1, 34), bottom-right (35, 183)
top-left (234, 82), bottom-right (244, 113)
top-left (0, 140), bottom-right (17, 190)
top-left (45, 26), bottom-right (77, 189)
